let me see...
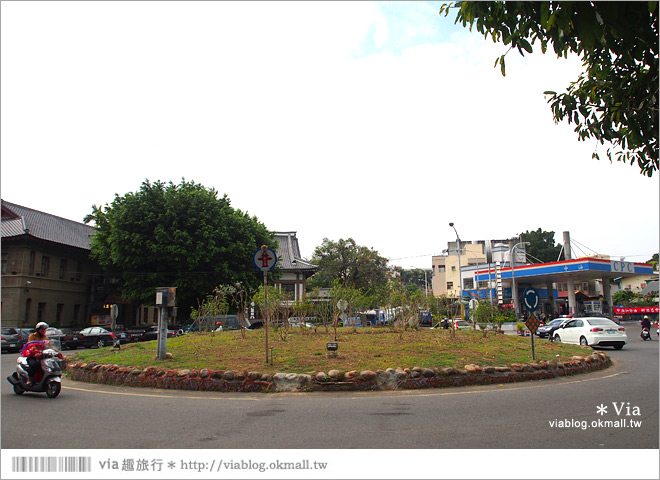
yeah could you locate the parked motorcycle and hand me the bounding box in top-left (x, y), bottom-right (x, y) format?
top-left (6, 341), bottom-right (64, 398)
top-left (640, 327), bottom-right (652, 341)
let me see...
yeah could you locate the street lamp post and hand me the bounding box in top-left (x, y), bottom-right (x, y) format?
top-left (509, 241), bottom-right (530, 318)
top-left (449, 223), bottom-right (463, 319)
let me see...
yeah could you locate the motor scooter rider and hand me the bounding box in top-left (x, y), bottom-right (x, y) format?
top-left (641, 315), bottom-right (651, 330)
top-left (23, 322), bottom-right (50, 385)
top-left (640, 315), bottom-right (651, 340)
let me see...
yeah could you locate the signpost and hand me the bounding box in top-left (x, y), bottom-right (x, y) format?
top-left (254, 245), bottom-right (277, 365)
top-left (110, 304), bottom-right (119, 348)
top-left (522, 287), bottom-right (540, 360)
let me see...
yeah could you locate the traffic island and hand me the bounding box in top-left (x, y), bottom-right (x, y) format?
top-left (65, 351), bottom-right (612, 393)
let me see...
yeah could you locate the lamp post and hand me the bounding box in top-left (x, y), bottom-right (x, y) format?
top-left (449, 223), bottom-right (463, 319)
top-left (509, 241), bottom-right (530, 318)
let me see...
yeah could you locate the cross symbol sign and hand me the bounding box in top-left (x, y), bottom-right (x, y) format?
top-left (258, 251), bottom-right (273, 268)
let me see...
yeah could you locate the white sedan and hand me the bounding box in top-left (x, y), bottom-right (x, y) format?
top-left (552, 317), bottom-right (626, 350)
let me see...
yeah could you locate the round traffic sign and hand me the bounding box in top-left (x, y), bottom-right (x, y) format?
top-left (522, 287), bottom-right (540, 312)
top-left (253, 247), bottom-right (277, 272)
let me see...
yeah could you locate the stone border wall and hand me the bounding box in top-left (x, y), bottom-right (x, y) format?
top-left (66, 351), bottom-right (611, 393)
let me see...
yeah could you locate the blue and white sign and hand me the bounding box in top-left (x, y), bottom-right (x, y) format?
top-left (522, 287), bottom-right (540, 312)
top-left (611, 260), bottom-right (635, 273)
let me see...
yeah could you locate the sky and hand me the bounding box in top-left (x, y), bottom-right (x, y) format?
top-left (2, 1), bottom-right (658, 270)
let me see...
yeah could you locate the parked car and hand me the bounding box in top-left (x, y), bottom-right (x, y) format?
top-left (552, 317), bottom-right (626, 350)
top-left (1, 327), bottom-right (24, 353)
top-left (17, 328), bottom-right (36, 343)
top-left (536, 318), bottom-right (569, 339)
top-left (453, 320), bottom-right (471, 330)
top-left (139, 326), bottom-right (178, 341)
top-left (45, 327), bottom-right (83, 350)
top-left (78, 326), bottom-right (126, 348)
top-left (287, 317), bottom-right (316, 328)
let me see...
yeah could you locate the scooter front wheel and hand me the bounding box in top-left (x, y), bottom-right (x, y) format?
top-left (13, 384), bottom-right (25, 395)
top-left (46, 381), bottom-right (61, 398)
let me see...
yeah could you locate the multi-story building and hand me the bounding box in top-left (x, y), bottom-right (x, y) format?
top-left (431, 237), bottom-right (524, 298)
top-left (1, 200), bottom-right (99, 328)
top-left (272, 232), bottom-right (317, 304)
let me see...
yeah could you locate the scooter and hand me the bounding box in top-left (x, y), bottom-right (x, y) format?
top-left (6, 346), bottom-right (64, 398)
top-left (640, 327), bottom-right (652, 341)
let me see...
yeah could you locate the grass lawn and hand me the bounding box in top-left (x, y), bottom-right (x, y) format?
top-left (68, 327), bottom-right (591, 375)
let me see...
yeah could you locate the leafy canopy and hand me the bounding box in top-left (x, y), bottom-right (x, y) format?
top-left (86, 179), bottom-right (275, 317)
top-left (440, 1), bottom-right (659, 176)
top-left (308, 237), bottom-right (392, 293)
top-left (519, 228), bottom-right (563, 263)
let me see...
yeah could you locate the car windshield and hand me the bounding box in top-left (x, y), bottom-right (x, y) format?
top-left (2, 328), bottom-right (18, 335)
top-left (587, 319), bottom-right (617, 327)
top-left (46, 328), bottom-right (64, 336)
top-left (549, 319), bottom-right (564, 325)
top-left (456, 321), bottom-right (469, 326)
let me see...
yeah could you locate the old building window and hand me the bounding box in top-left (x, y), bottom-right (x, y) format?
top-left (446, 282), bottom-right (453, 290)
top-left (59, 259), bottom-right (68, 279)
top-left (56, 304), bottom-right (64, 324)
top-left (37, 302), bottom-right (46, 322)
top-left (1, 253), bottom-right (7, 274)
top-left (25, 298), bottom-right (32, 324)
top-left (28, 250), bottom-right (36, 275)
top-left (41, 256), bottom-right (50, 277)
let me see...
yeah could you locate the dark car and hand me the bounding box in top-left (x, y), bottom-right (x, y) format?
top-left (1, 327), bottom-right (24, 353)
top-left (139, 326), bottom-right (178, 341)
top-left (17, 328), bottom-right (36, 343)
top-left (78, 326), bottom-right (127, 348)
top-left (45, 327), bottom-right (82, 350)
top-left (536, 318), bottom-right (570, 339)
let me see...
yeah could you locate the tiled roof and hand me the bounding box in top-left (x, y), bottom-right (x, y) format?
top-left (274, 232), bottom-right (317, 272)
top-left (1, 200), bottom-right (95, 250)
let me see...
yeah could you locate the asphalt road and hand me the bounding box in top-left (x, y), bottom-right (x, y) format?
top-left (2, 323), bottom-right (658, 450)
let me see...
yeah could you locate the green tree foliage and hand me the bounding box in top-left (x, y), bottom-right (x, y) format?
top-left (86, 179), bottom-right (275, 318)
top-left (308, 238), bottom-right (392, 292)
top-left (519, 228), bottom-right (562, 263)
top-left (612, 289), bottom-right (637, 306)
top-left (440, 2), bottom-right (659, 176)
top-left (646, 253), bottom-right (659, 271)
top-left (396, 267), bottom-right (432, 293)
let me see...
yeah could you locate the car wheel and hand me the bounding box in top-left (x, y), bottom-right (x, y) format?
top-left (97, 338), bottom-right (106, 348)
top-left (579, 336), bottom-right (589, 347)
top-left (613, 344), bottom-right (624, 350)
top-left (46, 381), bottom-right (61, 398)
top-left (554, 334), bottom-right (561, 343)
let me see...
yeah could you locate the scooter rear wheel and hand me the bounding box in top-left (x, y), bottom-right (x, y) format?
top-left (46, 381), bottom-right (61, 398)
top-left (13, 384), bottom-right (25, 395)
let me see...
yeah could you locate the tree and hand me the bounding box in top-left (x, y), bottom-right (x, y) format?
top-left (519, 228), bottom-right (562, 263)
top-left (396, 267), bottom-right (432, 293)
top-left (308, 238), bottom-right (392, 292)
top-left (440, 2), bottom-right (659, 177)
top-left (612, 289), bottom-right (638, 306)
top-left (85, 179), bottom-right (275, 318)
top-left (646, 253), bottom-right (659, 271)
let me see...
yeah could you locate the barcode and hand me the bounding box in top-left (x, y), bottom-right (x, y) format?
top-left (12, 456), bottom-right (91, 473)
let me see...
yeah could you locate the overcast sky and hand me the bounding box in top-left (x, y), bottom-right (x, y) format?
top-left (2, 1), bottom-right (658, 269)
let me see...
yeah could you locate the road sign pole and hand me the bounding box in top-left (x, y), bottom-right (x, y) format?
top-left (254, 245), bottom-right (277, 366)
top-left (531, 329), bottom-right (536, 360)
top-left (264, 268), bottom-right (269, 365)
